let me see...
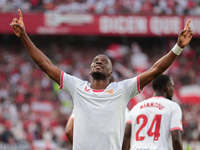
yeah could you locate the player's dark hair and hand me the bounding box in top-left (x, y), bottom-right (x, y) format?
top-left (152, 74), bottom-right (171, 90)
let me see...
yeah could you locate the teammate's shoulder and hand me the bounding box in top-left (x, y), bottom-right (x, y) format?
top-left (161, 98), bottom-right (181, 110)
top-left (163, 98), bottom-right (180, 105)
top-left (171, 101), bottom-right (181, 108)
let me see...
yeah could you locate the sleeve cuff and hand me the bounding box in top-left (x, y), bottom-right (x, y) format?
top-left (137, 76), bottom-right (143, 93)
top-left (126, 120), bottom-right (132, 124)
top-left (59, 71), bottom-right (64, 89)
top-left (170, 127), bottom-right (183, 132)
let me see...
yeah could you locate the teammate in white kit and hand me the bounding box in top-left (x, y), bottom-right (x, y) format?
top-left (10, 9), bottom-right (192, 150)
top-left (122, 74), bottom-right (183, 150)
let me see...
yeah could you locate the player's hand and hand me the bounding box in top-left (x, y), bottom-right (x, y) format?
top-left (10, 9), bottom-right (26, 38)
top-left (177, 19), bottom-right (193, 49)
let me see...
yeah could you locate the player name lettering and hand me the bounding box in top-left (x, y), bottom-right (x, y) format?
top-left (140, 102), bottom-right (164, 110)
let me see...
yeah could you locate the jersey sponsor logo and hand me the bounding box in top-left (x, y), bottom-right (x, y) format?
top-left (85, 86), bottom-right (91, 92)
top-left (106, 89), bottom-right (114, 94)
top-left (140, 102), bottom-right (164, 110)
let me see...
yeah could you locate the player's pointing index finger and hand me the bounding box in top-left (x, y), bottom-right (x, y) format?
top-left (18, 9), bottom-right (23, 21)
top-left (184, 19), bottom-right (191, 30)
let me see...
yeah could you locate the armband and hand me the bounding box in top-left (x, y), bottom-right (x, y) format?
top-left (172, 44), bottom-right (183, 55)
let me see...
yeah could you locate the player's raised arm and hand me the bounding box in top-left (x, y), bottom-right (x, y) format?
top-left (10, 9), bottom-right (61, 84)
top-left (139, 19), bottom-right (193, 89)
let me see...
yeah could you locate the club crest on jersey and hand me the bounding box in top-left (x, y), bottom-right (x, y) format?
top-left (106, 89), bottom-right (114, 94)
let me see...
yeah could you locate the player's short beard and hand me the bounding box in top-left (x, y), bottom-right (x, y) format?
top-left (91, 72), bottom-right (107, 80)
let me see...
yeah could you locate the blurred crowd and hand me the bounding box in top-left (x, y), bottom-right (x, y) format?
top-left (1, 0), bottom-right (200, 15)
top-left (0, 35), bottom-right (200, 149)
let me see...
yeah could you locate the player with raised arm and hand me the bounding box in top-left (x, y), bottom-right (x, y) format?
top-left (122, 74), bottom-right (183, 150)
top-left (10, 9), bottom-right (192, 150)
top-left (65, 76), bottom-right (130, 145)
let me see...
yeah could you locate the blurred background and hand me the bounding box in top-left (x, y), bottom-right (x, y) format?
top-left (0, 0), bottom-right (200, 150)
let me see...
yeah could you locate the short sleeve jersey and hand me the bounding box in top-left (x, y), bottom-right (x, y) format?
top-left (127, 96), bottom-right (182, 150)
top-left (60, 71), bottom-right (141, 150)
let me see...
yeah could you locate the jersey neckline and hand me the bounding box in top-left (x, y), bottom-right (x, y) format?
top-left (92, 89), bottom-right (105, 92)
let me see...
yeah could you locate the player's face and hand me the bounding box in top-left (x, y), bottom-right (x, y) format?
top-left (90, 54), bottom-right (112, 79)
top-left (166, 78), bottom-right (174, 100)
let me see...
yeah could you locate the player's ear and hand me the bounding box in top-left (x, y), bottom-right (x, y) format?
top-left (164, 85), bottom-right (168, 93)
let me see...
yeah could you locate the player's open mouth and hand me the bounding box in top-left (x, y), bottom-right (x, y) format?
top-left (94, 65), bottom-right (103, 69)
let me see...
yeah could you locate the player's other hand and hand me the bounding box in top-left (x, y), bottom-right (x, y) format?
top-left (10, 9), bottom-right (25, 38)
top-left (177, 19), bottom-right (193, 49)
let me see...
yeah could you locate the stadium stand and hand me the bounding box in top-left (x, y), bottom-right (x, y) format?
top-left (0, 0), bottom-right (200, 15)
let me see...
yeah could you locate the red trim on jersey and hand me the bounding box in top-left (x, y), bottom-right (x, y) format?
top-left (170, 127), bottom-right (183, 131)
top-left (85, 86), bottom-right (104, 92)
top-left (59, 71), bottom-right (64, 89)
top-left (85, 86), bottom-right (91, 91)
top-left (92, 89), bottom-right (104, 92)
top-left (69, 117), bottom-right (74, 120)
top-left (137, 76), bottom-right (142, 93)
top-left (126, 120), bottom-right (132, 124)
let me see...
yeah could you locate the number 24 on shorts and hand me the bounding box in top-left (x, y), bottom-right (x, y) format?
top-left (136, 114), bottom-right (162, 141)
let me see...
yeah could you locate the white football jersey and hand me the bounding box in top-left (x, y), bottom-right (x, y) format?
top-left (70, 107), bottom-right (129, 121)
top-left (60, 71), bottom-right (141, 150)
top-left (125, 107), bottom-right (130, 122)
top-left (127, 96), bottom-right (182, 150)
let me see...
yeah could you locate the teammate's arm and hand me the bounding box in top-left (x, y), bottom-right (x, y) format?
top-left (122, 123), bottom-right (131, 150)
top-left (10, 9), bottom-right (61, 84)
top-left (171, 130), bottom-right (183, 150)
top-left (65, 118), bottom-right (74, 145)
top-left (139, 19), bottom-right (193, 89)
